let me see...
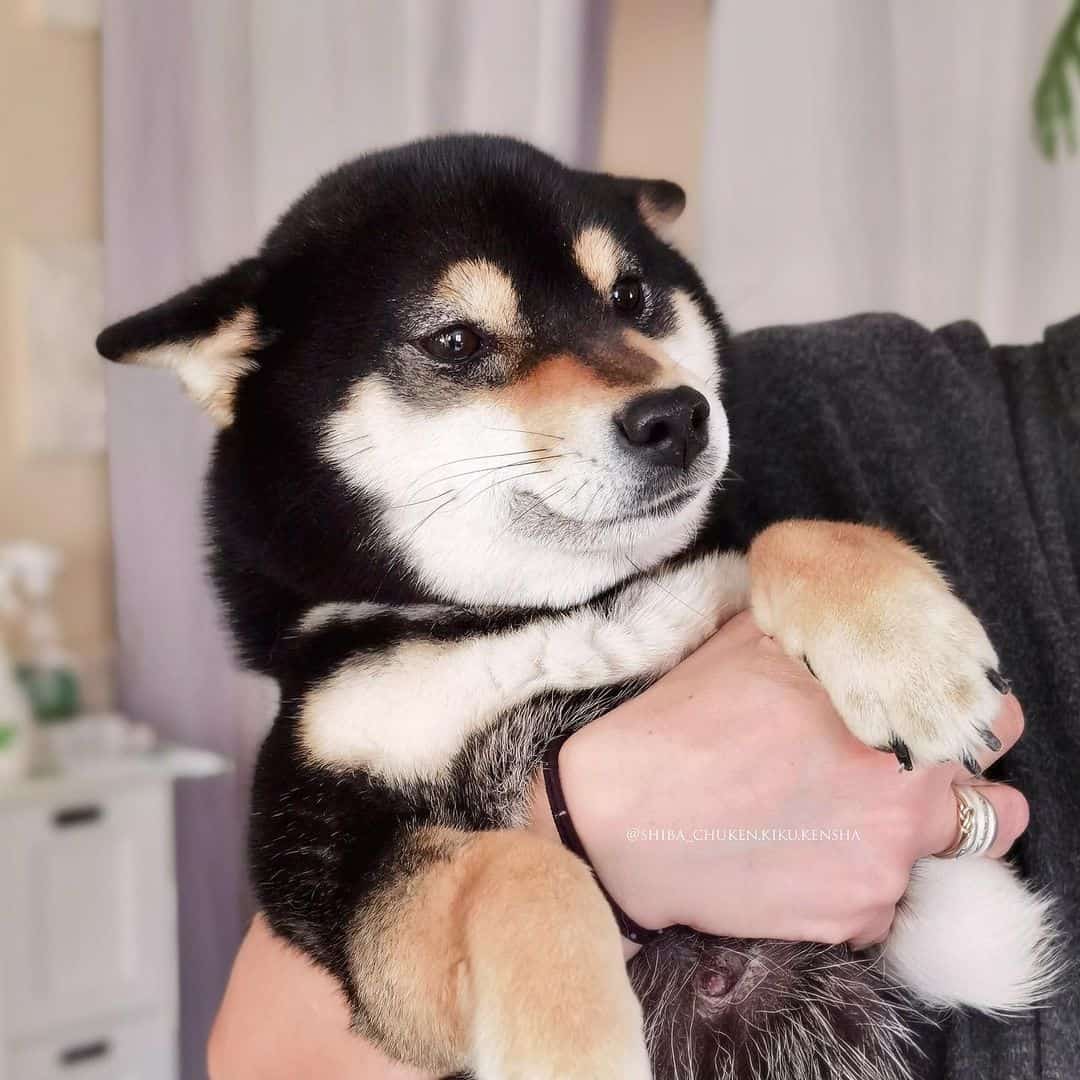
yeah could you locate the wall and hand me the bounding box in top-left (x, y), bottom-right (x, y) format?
top-left (599, 0), bottom-right (709, 255)
top-left (0, 3), bottom-right (113, 705)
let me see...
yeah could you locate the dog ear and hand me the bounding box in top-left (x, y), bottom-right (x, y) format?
top-left (96, 257), bottom-right (264, 426)
top-left (611, 176), bottom-right (687, 232)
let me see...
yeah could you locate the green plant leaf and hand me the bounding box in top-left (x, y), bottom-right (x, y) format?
top-left (1034, 0), bottom-right (1080, 160)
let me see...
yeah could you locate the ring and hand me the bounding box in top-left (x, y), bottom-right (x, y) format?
top-left (934, 785), bottom-right (998, 859)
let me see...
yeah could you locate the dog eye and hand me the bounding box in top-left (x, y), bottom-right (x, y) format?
top-left (611, 276), bottom-right (644, 316)
top-left (419, 325), bottom-right (484, 362)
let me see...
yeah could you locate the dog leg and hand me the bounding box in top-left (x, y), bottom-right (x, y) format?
top-left (749, 519), bottom-right (1001, 769)
top-left (350, 826), bottom-right (651, 1080)
top-left (297, 551), bottom-right (747, 784)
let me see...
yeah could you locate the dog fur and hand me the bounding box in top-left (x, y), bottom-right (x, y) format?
top-left (97, 135), bottom-right (1058, 1080)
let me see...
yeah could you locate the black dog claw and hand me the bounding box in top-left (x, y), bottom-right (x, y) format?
top-left (890, 738), bottom-right (913, 771)
top-left (979, 727), bottom-right (1002, 752)
top-left (961, 750), bottom-right (982, 776)
top-left (987, 669), bottom-right (1011, 695)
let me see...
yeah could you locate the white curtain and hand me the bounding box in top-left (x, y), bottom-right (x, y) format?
top-left (102, 3), bottom-right (607, 1076)
top-left (701, 0), bottom-right (1080, 343)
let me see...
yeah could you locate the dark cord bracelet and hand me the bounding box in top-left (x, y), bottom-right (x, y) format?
top-left (541, 732), bottom-right (667, 946)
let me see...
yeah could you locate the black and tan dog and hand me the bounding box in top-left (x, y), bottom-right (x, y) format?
top-left (98, 136), bottom-right (1057, 1080)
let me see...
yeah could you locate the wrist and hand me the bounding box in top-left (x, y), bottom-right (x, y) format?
top-left (554, 727), bottom-right (673, 936)
top-left (525, 760), bottom-right (646, 961)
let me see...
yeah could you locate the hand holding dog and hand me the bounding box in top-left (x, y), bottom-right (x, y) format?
top-left (551, 610), bottom-right (1028, 952)
top-left (210, 611), bottom-right (1028, 1078)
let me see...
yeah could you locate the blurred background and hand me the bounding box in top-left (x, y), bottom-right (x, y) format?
top-left (0, 1), bottom-right (1077, 1077)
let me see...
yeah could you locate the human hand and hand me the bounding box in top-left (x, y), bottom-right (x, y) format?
top-left (208, 913), bottom-right (436, 1080)
top-left (549, 611), bottom-right (1028, 950)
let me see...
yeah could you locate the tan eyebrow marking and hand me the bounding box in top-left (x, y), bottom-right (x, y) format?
top-left (434, 259), bottom-right (524, 338)
top-left (573, 226), bottom-right (628, 296)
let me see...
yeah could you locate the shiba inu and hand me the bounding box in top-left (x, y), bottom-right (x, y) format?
top-left (98, 135), bottom-right (1057, 1080)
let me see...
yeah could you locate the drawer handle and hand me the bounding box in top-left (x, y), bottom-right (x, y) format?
top-left (60, 1039), bottom-right (111, 1065)
top-left (53, 804), bottom-right (103, 828)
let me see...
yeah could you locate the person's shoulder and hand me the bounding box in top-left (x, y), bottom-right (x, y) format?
top-left (728, 312), bottom-right (967, 384)
top-left (1045, 312), bottom-right (1080, 363)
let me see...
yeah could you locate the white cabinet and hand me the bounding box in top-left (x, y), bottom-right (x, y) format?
top-left (0, 748), bottom-right (226, 1080)
top-left (9, 1015), bottom-right (173, 1080)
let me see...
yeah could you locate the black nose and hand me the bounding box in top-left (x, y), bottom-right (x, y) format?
top-left (614, 386), bottom-right (710, 469)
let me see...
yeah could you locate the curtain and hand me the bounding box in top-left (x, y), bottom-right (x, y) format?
top-left (701, 0), bottom-right (1080, 343)
top-left (101, 3), bottom-right (609, 1076)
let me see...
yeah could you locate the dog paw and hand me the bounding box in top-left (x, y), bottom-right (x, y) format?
top-left (806, 574), bottom-right (1002, 770)
top-left (750, 521), bottom-right (1004, 770)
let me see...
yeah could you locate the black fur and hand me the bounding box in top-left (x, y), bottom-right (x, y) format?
top-left (100, 135), bottom-right (915, 1080)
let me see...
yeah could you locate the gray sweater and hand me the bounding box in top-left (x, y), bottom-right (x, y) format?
top-left (721, 313), bottom-right (1080, 1080)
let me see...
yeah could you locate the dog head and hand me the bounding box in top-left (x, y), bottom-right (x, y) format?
top-left (98, 135), bottom-right (729, 618)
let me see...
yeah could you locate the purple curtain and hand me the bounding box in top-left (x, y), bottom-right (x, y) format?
top-left (101, 2), bottom-right (609, 1075)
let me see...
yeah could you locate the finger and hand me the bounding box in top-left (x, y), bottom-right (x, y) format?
top-left (953, 692), bottom-right (1025, 777)
top-left (850, 909), bottom-right (896, 951)
top-left (927, 781), bottom-right (1030, 859)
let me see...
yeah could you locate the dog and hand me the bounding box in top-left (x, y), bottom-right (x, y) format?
top-left (97, 135), bottom-right (1058, 1080)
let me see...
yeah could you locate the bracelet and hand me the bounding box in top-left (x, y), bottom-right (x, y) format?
top-left (541, 732), bottom-right (667, 946)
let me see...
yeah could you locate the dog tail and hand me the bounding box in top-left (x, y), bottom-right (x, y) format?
top-left (883, 857), bottom-right (1065, 1013)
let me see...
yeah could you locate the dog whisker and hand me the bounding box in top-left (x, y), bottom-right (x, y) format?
top-left (324, 432), bottom-right (372, 449)
top-left (624, 552), bottom-right (709, 623)
top-left (504, 481), bottom-right (566, 532)
top-left (335, 445), bottom-right (375, 465)
top-left (407, 454), bottom-right (565, 498)
top-left (386, 489), bottom-right (456, 510)
top-left (482, 426), bottom-right (565, 441)
top-left (404, 447), bottom-right (561, 492)
top-left (457, 464), bottom-right (545, 508)
top-left (399, 490), bottom-right (459, 545)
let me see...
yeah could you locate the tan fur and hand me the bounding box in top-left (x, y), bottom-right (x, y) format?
top-left (748, 520), bottom-right (1000, 763)
top-left (435, 259), bottom-right (526, 339)
top-left (494, 353), bottom-right (627, 435)
top-left (494, 349), bottom-right (666, 443)
top-left (126, 307), bottom-right (259, 426)
top-left (573, 226), bottom-right (628, 296)
top-left (349, 827), bottom-right (647, 1078)
top-left (748, 520), bottom-right (939, 646)
top-left (637, 189), bottom-right (682, 233)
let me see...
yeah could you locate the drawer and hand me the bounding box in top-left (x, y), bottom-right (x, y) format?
top-left (8, 1013), bottom-right (176, 1080)
top-left (0, 785), bottom-right (177, 1039)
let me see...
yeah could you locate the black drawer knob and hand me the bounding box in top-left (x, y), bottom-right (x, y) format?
top-left (60, 1039), bottom-right (111, 1065)
top-left (53, 804), bottom-right (104, 828)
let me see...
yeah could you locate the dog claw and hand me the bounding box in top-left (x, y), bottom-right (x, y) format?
top-left (979, 727), bottom-right (1002, 752)
top-left (961, 750), bottom-right (982, 776)
top-left (987, 669), bottom-right (1011, 695)
top-left (802, 655), bottom-right (818, 680)
top-left (889, 737), bottom-right (913, 771)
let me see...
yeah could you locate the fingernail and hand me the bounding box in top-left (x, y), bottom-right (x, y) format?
top-left (890, 737), bottom-right (913, 771)
top-left (979, 727), bottom-right (1002, 752)
top-left (987, 669), bottom-right (1011, 695)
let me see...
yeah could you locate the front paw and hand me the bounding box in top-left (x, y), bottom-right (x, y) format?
top-left (810, 587), bottom-right (1004, 770)
top-left (750, 521), bottom-right (1005, 770)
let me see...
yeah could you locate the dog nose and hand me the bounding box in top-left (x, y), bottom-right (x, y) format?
top-left (614, 386), bottom-right (710, 469)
